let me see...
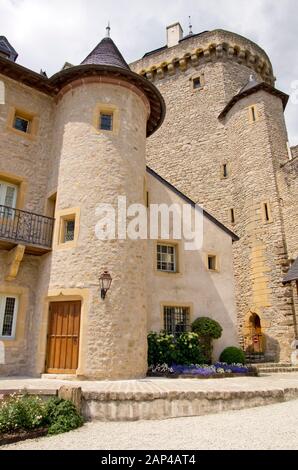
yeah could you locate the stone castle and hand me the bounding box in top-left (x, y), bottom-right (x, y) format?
top-left (0, 22), bottom-right (297, 379)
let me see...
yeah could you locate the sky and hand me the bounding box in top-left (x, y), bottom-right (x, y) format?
top-left (0, 0), bottom-right (297, 144)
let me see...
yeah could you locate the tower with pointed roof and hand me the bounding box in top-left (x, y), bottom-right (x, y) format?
top-left (131, 24), bottom-right (298, 362)
top-left (45, 33), bottom-right (165, 379)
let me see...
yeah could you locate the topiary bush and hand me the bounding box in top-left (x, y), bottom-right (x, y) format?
top-left (219, 347), bottom-right (246, 365)
top-left (147, 331), bottom-right (207, 366)
top-left (45, 398), bottom-right (84, 435)
top-left (191, 317), bottom-right (223, 363)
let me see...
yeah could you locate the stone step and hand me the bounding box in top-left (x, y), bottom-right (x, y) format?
top-left (258, 367), bottom-right (298, 374)
top-left (249, 363), bottom-right (292, 369)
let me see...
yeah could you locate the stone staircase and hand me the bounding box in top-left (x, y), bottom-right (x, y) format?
top-left (250, 363), bottom-right (298, 374)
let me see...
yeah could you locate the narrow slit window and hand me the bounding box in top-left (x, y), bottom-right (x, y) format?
top-left (100, 113), bottom-right (113, 131)
top-left (230, 208), bottom-right (235, 224)
top-left (264, 203), bottom-right (270, 222)
top-left (223, 163), bottom-right (228, 178)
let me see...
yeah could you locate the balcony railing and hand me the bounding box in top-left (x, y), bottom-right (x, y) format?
top-left (0, 205), bottom-right (54, 250)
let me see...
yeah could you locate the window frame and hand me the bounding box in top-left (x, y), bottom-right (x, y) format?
top-left (0, 179), bottom-right (18, 208)
top-left (163, 305), bottom-right (191, 336)
top-left (248, 105), bottom-right (259, 123)
top-left (206, 253), bottom-right (220, 272)
top-left (99, 112), bottom-right (113, 132)
top-left (157, 243), bottom-right (177, 273)
top-left (93, 103), bottom-right (120, 136)
top-left (0, 294), bottom-right (19, 340)
top-left (54, 207), bottom-right (80, 250)
top-left (191, 73), bottom-right (205, 92)
top-left (7, 106), bottom-right (39, 140)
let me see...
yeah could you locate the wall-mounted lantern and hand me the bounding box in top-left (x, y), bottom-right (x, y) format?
top-left (99, 270), bottom-right (112, 300)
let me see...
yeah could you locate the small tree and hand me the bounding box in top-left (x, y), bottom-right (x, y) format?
top-left (191, 317), bottom-right (223, 363)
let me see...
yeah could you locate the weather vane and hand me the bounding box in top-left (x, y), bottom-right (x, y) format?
top-left (106, 21), bottom-right (111, 38)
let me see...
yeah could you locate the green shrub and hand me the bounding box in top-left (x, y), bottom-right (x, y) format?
top-left (45, 398), bottom-right (84, 435)
top-left (172, 332), bottom-right (207, 365)
top-left (0, 395), bottom-right (47, 434)
top-left (0, 395), bottom-right (83, 436)
top-left (148, 331), bottom-right (207, 366)
top-left (191, 317), bottom-right (223, 339)
top-left (191, 317), bottom-right (223, 363)
top-left (148, 331), bottom-right (176, 366)
top-left (220, 347), bottom-right (246, 365)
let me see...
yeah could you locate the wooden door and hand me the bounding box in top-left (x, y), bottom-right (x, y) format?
top-left (46, 301), bottom-right (81, 374)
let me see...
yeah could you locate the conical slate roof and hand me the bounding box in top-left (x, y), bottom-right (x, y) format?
top-left (81, 37), bottom-right (130, 70)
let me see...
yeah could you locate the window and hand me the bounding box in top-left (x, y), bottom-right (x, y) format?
top-left (248, 105), bottom-right (258, 123)
top-left (207, 255), bottom-right (217, 271)
top-left (164, 306), bottom-right (190, 335)
top-left (55, 207), bottom-right (80, 249)
top-left (193, 77), bottom-right (202, 89)
top-left (262, 202), bottom-right (272, 223)
top-left (0, 295), bottom-right (18, 339)
top-left (100, 113), bottom-right (113, 131)
top-left (14, 115), bottom-right (30, 133)
top-left (0, 180), bottom-right (17, 208)
top-left (7, 107), bottom-right (38, 139)
top-left (230, 208), bottom-right (235, 224)
top-left (63, 219), bottom-right (75, 243)
top-left (0, 180), bottom-right (17, 218)
top-left (222, 163), bottom-right (228, 178)
top-left (157, 244), bottom-right (177, 272)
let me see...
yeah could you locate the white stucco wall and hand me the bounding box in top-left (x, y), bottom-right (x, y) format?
top-left (146, 172), bottom-right (239, 360)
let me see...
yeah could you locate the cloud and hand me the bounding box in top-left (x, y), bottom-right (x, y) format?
top-left (0, 0), bottom-right (297, 143)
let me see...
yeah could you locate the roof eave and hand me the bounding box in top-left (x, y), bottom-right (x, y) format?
top-left (146, 166), bottom-right (239, 241)
top-left (218, 83), bottom-right (289, 120)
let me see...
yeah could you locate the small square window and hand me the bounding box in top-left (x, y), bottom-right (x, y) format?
top-left (193, 77), bottom-right (202, 89)
top-left (14, 115), bottom-right (30, 133)
top-left (157, 244), bottom-right (177, 272)
top-left (100, 113), bottom-right (113, 131)
top-left (208, 255), bottom-right (217, 271)
top-left (63, 219), bottom-right (75, 243)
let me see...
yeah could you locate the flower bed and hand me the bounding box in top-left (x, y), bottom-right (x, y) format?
top-left (0, 394), bottom-right (84, 446)
top-left (148, 363), bottom-right (257, 378)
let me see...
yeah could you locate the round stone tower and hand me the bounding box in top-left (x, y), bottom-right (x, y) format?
top-left (45, 33), bottom-right (165, 379)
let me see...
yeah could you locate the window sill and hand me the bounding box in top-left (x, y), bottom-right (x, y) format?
top-left (6, 125), bottom-right (36, 141)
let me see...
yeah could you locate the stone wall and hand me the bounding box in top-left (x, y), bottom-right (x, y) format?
top-left (0, 75), bottom-right (54, 213)
top-left (132, 29), bottom-right (297, 361)
top-left (0, 253), bottom-right (40, 375)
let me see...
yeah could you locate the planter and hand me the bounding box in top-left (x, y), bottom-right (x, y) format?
top-left (147, 371), bottom-right (258, 379)
top-left (0, 427), bottom-right (48, 446)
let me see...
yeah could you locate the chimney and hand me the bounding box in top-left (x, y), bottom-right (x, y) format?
top-left (166, 22), bottom-right (183, 48)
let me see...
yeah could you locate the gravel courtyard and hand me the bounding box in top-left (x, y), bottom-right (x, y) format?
top-left (2, 399), bottom-right (298, 450)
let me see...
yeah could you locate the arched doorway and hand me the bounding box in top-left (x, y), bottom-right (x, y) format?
top-left (245, 313), bottom-right (264, 355)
